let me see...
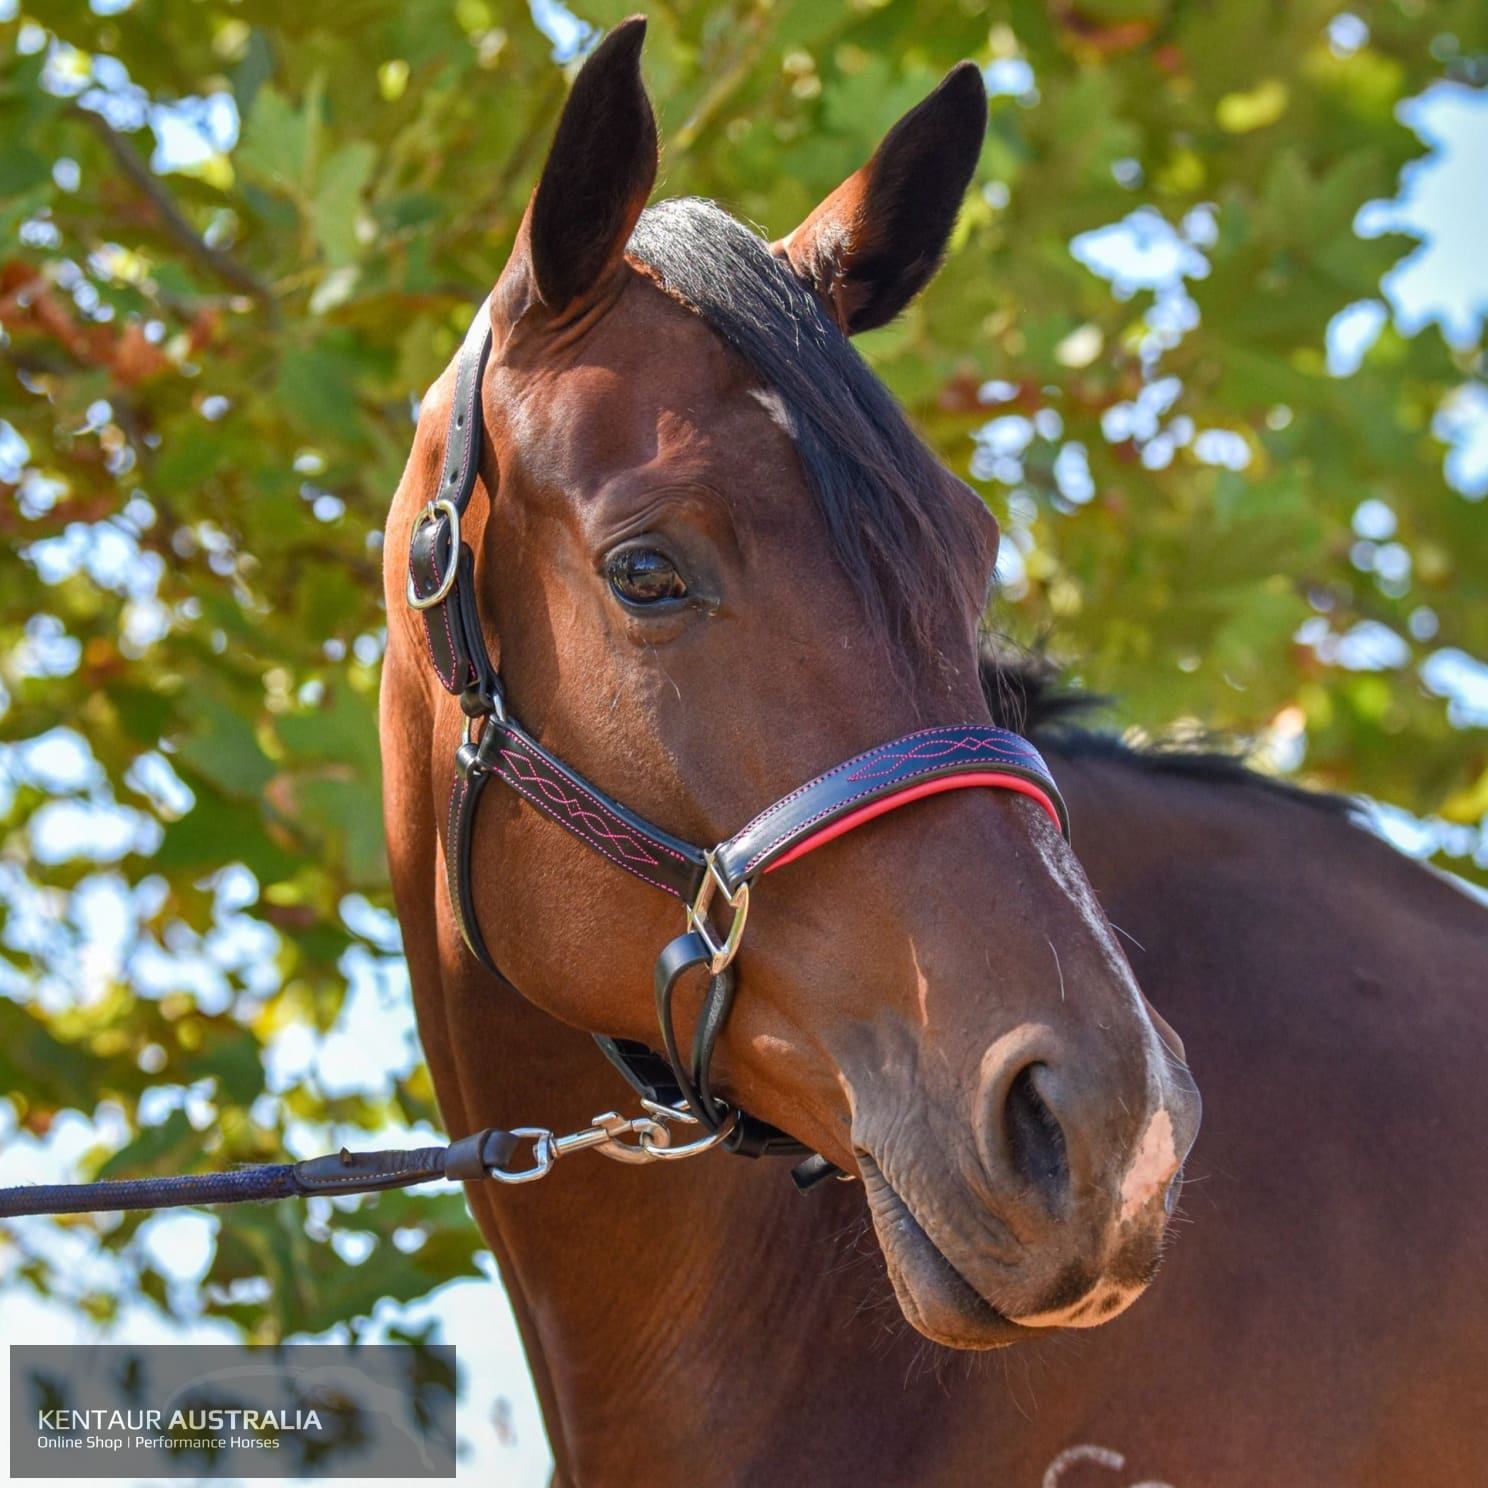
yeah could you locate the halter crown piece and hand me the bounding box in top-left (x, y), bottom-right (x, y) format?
top-left (407, 303), bottom-right (1070, 1190)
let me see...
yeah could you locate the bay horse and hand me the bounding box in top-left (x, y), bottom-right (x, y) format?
top-left (989, 665), bottom-right (1488, 1487)
top-left (379, 18), bottom-right (1486, 1486)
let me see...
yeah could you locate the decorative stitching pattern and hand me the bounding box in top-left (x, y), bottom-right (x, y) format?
top-left (726, 724), bottom-right (959, 838)
top-left (732, 726), bottom-right (1051, 840)
top-left (416, 310), bottom-right (1068, 959)
top-left (497, 747), bottom-right (682, 868)
top-left (843, 731), bottom-right (1044, 782)
top-left (740, 764), bottom-right (1060, 875)
top-left (498, 769), bottom-right (681, 897)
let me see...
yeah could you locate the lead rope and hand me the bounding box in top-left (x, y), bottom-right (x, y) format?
top-left (0, 1102), bottom-right (732, 1219)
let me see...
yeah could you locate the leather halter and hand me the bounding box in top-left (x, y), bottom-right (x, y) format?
top-left (407, 303), bottom-right (1070, 1187)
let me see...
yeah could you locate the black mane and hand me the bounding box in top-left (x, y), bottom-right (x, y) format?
top-left (625, 198), bottom-right (1345, 821)
top-left (626, 197), bottom-right (986, 652)
top-left (981, 644), bottom-right (1355, 818)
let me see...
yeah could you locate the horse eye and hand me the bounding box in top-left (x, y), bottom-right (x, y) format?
top-left (608, 548), bottom-right (689, 606)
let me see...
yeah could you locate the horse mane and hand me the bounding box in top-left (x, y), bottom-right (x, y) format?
top-left (626, 197), bottom-right (987, 654)
top-left (980, 642), bottom-right (1356, 819)
top-left (620, 198), bottom-right (1348, 822)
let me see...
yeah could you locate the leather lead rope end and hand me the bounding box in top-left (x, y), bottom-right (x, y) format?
top-left (443, 1128), bottom-right (521, 1181)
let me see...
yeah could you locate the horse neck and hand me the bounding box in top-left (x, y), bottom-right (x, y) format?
top-left (431, 963), bottom-right (902, 1477)
top-left (1039, 738), bottom-right (1488, 952)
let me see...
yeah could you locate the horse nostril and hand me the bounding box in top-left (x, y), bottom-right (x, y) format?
top-left (1002, 1064), bottom-right (1069, 1205)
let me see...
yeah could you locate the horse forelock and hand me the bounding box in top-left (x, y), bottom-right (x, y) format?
top-left (625, 196), bottom-right (990, 656)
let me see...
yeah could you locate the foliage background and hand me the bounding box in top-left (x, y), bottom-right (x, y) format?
top-left (1, 0), bottom-right (1484, 1476)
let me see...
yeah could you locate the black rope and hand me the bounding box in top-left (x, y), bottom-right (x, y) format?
top-left (0, 1165), bottom-right (302, 1217)
top-left (0, 1129), bottom-right (522, 1219)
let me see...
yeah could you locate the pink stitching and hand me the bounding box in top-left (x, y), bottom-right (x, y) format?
top-left (438, 600), bottom-right (461, 687)
top-left (743, 766), bottom-right (1056, 874)
top-left (733, 727), bottom-right (1044, 839)
top-left (445, 770), bottom-right (467, 877)
top-left (447, 766), bottom-right (497, 952)
top-left (411, 540), bottom-right (462, 693)
top-left (424, 607), bottom-right (460, 691)
top-left (499, 750), bottom-right (668, 866)
top-left (497, 746), bottom-right (690, 863)
top-left (844, 733), bottom-right (1034, 783)
top-left (499, 774), bottom-right (680, 897)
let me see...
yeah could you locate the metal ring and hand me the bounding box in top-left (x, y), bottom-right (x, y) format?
top-left (685, 851), bottom-right (750, 975)
top-left (636, 1107), bottom-right (738, 1160)
top-left (405, 498), bottom-right (461, 611)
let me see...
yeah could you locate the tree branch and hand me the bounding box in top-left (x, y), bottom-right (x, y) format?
top-left (73, 105), bottom-right (275, 307)
top-left (670, 0), bottom-right (779, 156)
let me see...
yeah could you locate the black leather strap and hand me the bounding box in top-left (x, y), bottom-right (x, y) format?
top-left (647, 939), bottom-right (813, 1159)
top-left (441, 1127), bottom-right (523, 1182)
top-left (480, 715), bottom-right (707, 901)
top-left (411, 538), bottom-right (502, 701)
top-left (595, 1035), bottom-right (686, 1108)
top-left (451, 718), bottom-right (1066, 939)
top-left (408, 305), bottom-right (498, 701)
top-left (445, 707), bottom-right (707, 984)
top-left (437, 309), bottom-right (495, 514)
top-left (653, 930), bottom-right (718, 1124)
top-left (448, 729), bottom-right (502, 979)
top-left (712, 724), bottom-right (1068, 892)
top-left (0, 1126), bottom-right (536, 1217)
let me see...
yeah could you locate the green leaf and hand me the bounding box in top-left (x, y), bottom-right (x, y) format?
top-left (237, 84), bottom-right (312, 197)
top-left (174, 695), bottom-right (276, 801)
top-left (313, 141), bottom-right (376, 267)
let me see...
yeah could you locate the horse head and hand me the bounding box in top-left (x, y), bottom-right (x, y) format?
top-left (385, 17), bottom-right (1199, 1350)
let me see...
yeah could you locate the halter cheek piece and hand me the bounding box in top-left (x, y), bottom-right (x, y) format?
top-left (408, 304), bottom-right (1070, 1189)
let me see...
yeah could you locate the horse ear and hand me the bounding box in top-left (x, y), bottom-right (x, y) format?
top-left (521, 16), bottom-right (658, 312)
top-left (772, 63), bottom-right (987, 335)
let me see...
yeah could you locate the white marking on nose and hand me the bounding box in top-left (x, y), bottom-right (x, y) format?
top-left (1120, 1108), bottom-right (1177, 1223)
top-left (910, 938), bottom-right (931, 1027)
top-left (1008, 1279), bottom-right (1145, 1330)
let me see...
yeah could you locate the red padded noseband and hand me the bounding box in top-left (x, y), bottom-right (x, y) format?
top-left (765, 772), bottom-right (1065, 875)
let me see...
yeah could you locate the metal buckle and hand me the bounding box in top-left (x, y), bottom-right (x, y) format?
top-left (461, 694), bottom-right (506, 756)
top-left (405, 497), bottom-right (461, 611)
top-left (686, 849), bottom-right (750, 976)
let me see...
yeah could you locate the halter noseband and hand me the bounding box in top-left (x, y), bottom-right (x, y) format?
top-left (407, 303), bottom-right (1070, 1186)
